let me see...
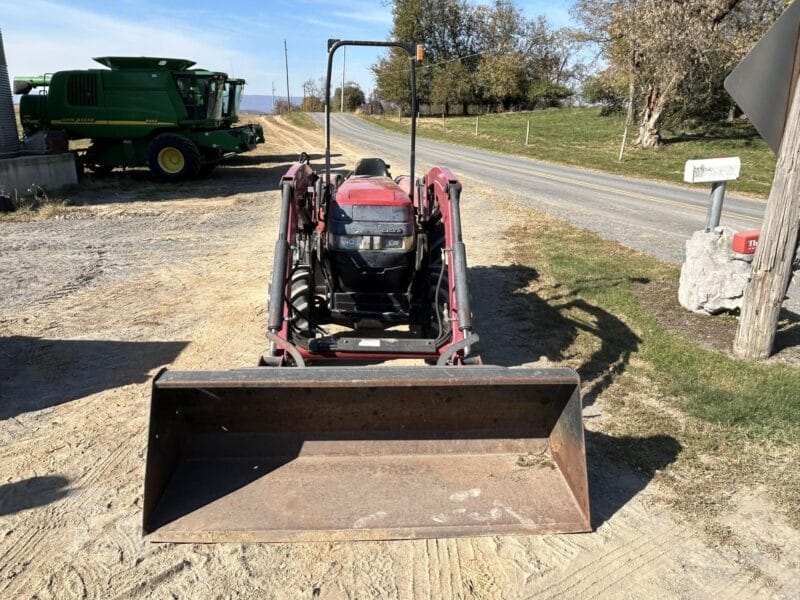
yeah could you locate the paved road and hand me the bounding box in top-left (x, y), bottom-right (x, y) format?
top-left (314, 113), bottom-right (798, 310)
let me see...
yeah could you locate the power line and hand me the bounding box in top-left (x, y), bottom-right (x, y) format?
top-left (379, 48), bottom-right (508, 76)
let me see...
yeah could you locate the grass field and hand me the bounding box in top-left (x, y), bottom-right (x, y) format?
top-left (364, 108), bottom-right (777, 198)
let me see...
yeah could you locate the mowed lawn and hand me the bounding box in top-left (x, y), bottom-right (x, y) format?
top-left (364, 108), bottom-right (777, 198)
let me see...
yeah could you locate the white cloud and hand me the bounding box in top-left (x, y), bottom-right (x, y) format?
top-left (330, 10), bottom-right (393, 26)
top-left (0, 0), bottom-right (280, 93)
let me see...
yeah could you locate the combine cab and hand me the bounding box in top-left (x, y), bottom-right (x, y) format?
top-left (142, 40), bottom-right (591, 542)
top-left (14, 57), bottom-right (264, 180)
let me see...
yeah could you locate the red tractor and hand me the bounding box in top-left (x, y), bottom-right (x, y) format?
top-left (265, 49), bottom-right (475, 366)
top-left (142, 41), bottom-right (590, 543)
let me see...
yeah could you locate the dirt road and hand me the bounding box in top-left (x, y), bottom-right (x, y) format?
top-left (0, 117), bottom-right (797, 598)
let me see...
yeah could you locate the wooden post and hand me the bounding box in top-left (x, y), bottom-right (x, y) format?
top-left (619, 68), bottom-right (635, 162)
top-left (475, 115), bottom-right (479, 137)
top-left (525, 120), bottom-right (530, 146)
top-left (733, 76), bottom-right (800, 359)
top-left (442, 112), bottom-right (445, 131)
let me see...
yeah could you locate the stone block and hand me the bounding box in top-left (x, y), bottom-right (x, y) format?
top-left (679, 227), bottom-right (752, 314)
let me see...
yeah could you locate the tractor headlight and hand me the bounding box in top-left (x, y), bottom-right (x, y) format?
top-left (329, 234), bottom-right (414, 252)
top-left (377, 235), bottom-right (414, 251)
top-left (329, 234), bottom-right (372, 251)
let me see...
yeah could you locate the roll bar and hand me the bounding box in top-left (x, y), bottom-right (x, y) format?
top-left (324, 39), bottom-right (421, 201)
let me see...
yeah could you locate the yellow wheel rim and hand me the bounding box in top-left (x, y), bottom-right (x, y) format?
top-left (157, 147), bottom-right (185, 174)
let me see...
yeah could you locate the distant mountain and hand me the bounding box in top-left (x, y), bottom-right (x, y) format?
top-left (241, 94), bottom-right (304, 114)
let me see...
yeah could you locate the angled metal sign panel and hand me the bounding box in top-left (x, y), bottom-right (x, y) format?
top-left (724, 1), bottom-right (800, 154)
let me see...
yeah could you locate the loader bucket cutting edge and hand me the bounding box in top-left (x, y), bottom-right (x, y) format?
top-left (143, 366), bottom-right (590, 542)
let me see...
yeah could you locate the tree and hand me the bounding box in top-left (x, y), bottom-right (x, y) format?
top-left (374, 0), bottom-right (584, 113)
top-left (430, 62), bottom-right (475, 115)
top-left (582, 72), bottom-right (626, 114)
top-left (332, 83), bottom-right (366, 112)
top-left (477, 53), bottom-right (526, 111)
top-left (373, 50), bottom-right (415, 111)
top-left (574, 0), bottom-right (784, 148)
top-left (301, 78), bottom-right (324, 112)
top-left (373, 0), bottom-right (479, 110)
top-left (527, 81), bottom-right (573, 108)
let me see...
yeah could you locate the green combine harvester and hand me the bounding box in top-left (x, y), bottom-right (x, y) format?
top-left (14, 57), bottom-right (264, 180)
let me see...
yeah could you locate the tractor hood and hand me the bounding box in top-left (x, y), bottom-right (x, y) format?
top-left (335, 177), bottom-right (410, 207)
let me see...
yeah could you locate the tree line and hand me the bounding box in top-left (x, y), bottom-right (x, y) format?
top-left (577, 0), bottom-right (786, 147)
top-left (299, 0), bottom-right (788, 150)
top-left (372, 0), bottom-right (582, 115)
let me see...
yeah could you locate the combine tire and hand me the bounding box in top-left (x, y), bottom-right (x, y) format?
top-left (147, 134), bottom-right (202, 181)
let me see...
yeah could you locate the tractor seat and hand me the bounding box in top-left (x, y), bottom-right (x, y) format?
top-left (352, 158), bottom-right (391, 178)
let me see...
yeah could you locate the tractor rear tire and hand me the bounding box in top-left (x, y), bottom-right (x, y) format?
top-left (427, 217), bottom-right (451, 343)
top-left (147, 134), bottom-right (202, 182)
top-left (289, 267), bottom-right (314, 342)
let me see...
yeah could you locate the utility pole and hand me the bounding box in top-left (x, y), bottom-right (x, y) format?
top-left (340, 47), bottom-right (346, 113)
top-left (271, 81), bottom-right (276, 114)
top-left (724, 2), bottom-right (800, 359)
top-left (734, 74), bottom-right (800, 359)
top-left (284, 39), bottom-right (291, 112)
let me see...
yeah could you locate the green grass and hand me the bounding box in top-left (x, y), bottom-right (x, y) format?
top-left (364, 108), bottom-right (777, 198)
top-left (507, 214), bottom-right (799, 442)
top-left (282, 111), bottom-right (321, 130)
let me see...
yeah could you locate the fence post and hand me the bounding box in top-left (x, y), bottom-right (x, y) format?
top-left (525, 120), bottom-right (530, 146)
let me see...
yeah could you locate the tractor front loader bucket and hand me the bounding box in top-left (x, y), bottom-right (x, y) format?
top-left (143, 366), bottom-right (590, 542)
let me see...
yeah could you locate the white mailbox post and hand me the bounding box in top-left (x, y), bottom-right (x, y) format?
top-left (683, 157), bottom-right (741, 230)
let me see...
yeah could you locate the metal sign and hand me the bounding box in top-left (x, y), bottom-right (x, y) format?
top-left (683, 157), bottom-right (741, 184)
top-left (724, 1), bottom-right (800, 154)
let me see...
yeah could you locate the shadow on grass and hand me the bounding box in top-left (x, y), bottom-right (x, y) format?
top-left (0, 336), bottom-right (187, 419)
top-left (469, 264), bottom-right (642, 405)
top-left (0, 476), bottom-right (71, 516)
top-left (662, 122), bottom-right (761, 145)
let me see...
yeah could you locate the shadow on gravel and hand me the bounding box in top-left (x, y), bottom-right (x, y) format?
top-left (469, 264), bottom-right (642, 405)
top-left (0, 476), bottom-right (71, 516)
top-left (0, 336), bottom-right (187, 420)
top-left (468, 264), bottom-right (680, 526)
top-left (586, 432), bottom-right (682, 529)
top-left (73, 158), bottom-right (346, 206)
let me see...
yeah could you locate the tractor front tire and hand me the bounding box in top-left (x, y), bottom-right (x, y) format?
top-left (147, 134), bottom-right (202, 182)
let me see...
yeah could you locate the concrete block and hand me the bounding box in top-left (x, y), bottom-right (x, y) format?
top-left (0, 153), bottom-right (77, 196)
top-left (679, 227), bottom-right (752, 314)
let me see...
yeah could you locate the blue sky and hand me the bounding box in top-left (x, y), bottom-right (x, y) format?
top-left (1, 0), bottom-right (576, 96)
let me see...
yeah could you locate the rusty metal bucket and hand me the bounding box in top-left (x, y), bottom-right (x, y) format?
top-left (142, 366), bottom-right (590, 542)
